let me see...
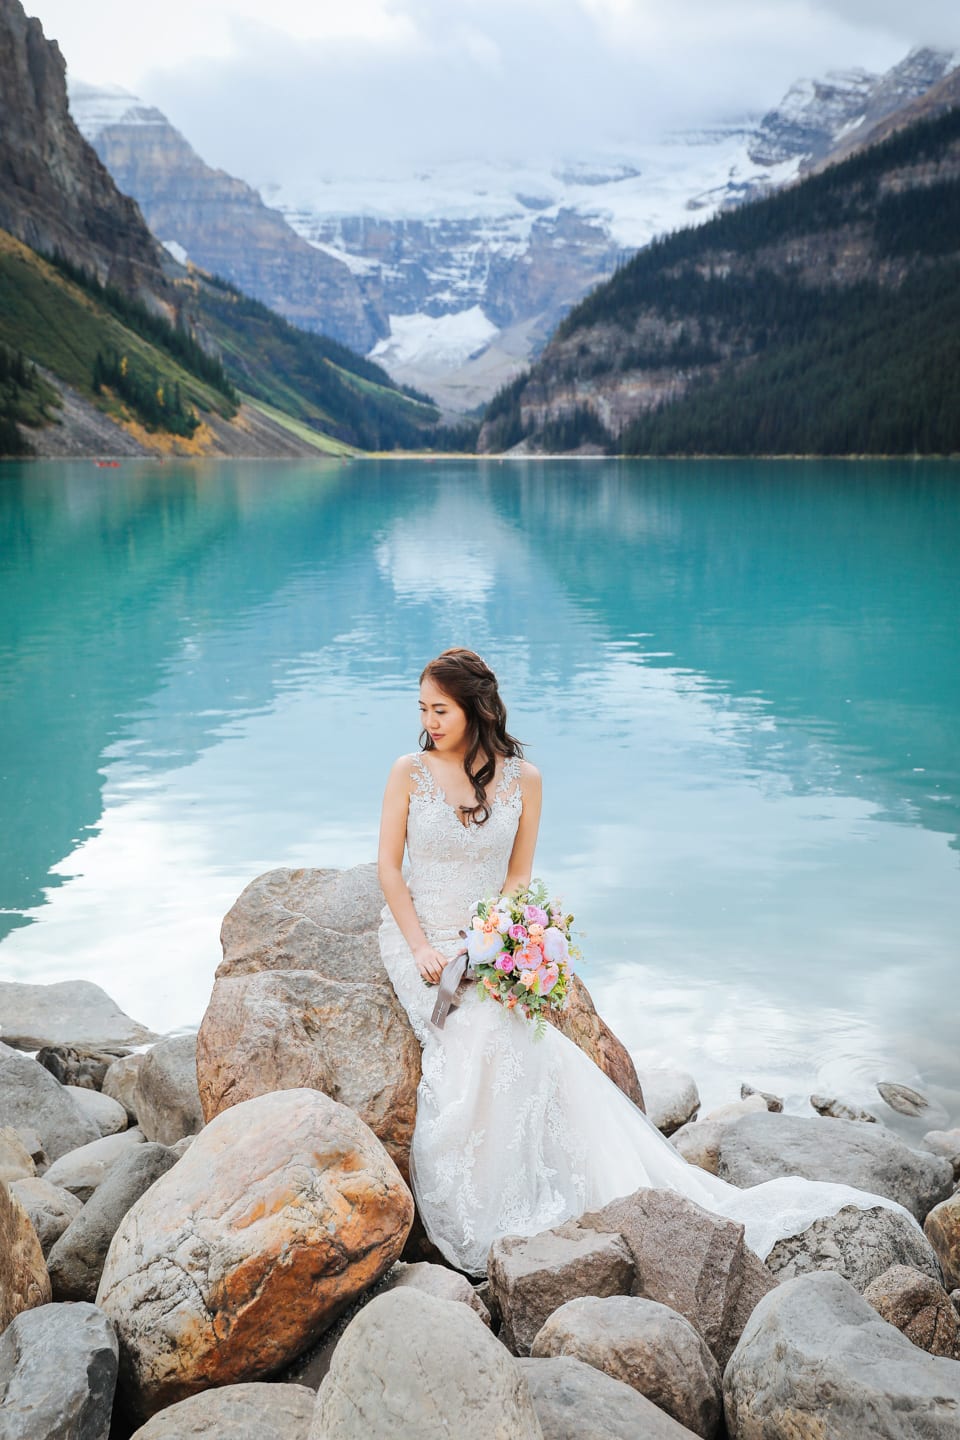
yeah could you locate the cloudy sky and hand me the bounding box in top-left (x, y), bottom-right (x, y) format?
top-left (28, 0), bottom-right (960, 183)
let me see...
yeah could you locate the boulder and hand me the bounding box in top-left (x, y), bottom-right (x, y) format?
top-left (923, 1128), bottom-right (960, 1180)
top-left (7, 1177), bottom-right (82, 1257)
top-left (0, 1180), bottom-right (51, 1330)
top-left (196, 969), bottom-right (420, 1182)
top-left (633, 1069), bottom-right (699, 1135)
top-left (716, 1112), bottom-right (953, 1220)
top-left (96, 1088), bottom-right (413, 1419)
top-left (0, 1127), bottom-right (35, 1184)
top-left (0, 1300), bottom-right (117, 1439)
top-left (128, 1382), bottom-right (316, 1439)
top-left (47, 1142), bottom-right (177, 1301)
top-left (0, 1042), bottom-right (100, 1161)
top-left (11, 1129), bottom-right (47, 1171)
top-left (573, 1187), bottom-right (777, 1369)
top-left (723, 1270), bottom-right (960, 1438)
top-left (135, 1032), bottom-right (203, 1145)
top-left (764, 1201), bottom-right (943, 1291)
top-left (35, 1043), bottom-right (128, 1090)
top-left (877, 1081), bottom-right (930, 1118)
top-left (924, 1191), bottom-right (960, 1289)
top-left (531, 1295), bottom-right (722, 1438)
top-left (699, 1095), bottom-right (767, 1125)
top-left (309, 1288), bottom-right (543, 1439)
top-left (740, 1084), bottom-right (783, 1112)
top-left (64, 1084), bottom-right (128, 1136)
top-left (863, 1263), bottom-right (960, 1358)
top-left (42, 1128), bottom-right (145, 1203)
top-left (218, 865), bottom-right (388, 984)
top-left (102, 1052), bottom-right (146, 1123)
top-left (0, 980), bottom-right (156, 1050)
top-left (218, 865), bottom-right (643, 1107)
top-left (487, 1225), bottom-right (635, 1355)
top-left (810, 1094), bottom-right (877, 1122)
top-left (282, 1259), bottom-right (491, 1391)
top-left (670, 1120), bottom-right (725, 1175)
top-left (518, 1355), bottom-right (700, 1440)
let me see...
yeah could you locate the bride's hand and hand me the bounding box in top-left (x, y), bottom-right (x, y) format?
top-left (413, 943), bottom-right (451, 985)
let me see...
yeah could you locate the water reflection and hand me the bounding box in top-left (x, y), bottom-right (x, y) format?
top-left (0, 457), bottom-right (957, 1114)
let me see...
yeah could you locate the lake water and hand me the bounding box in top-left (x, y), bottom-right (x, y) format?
top-left (1, 457), bottom-right (958, 1122)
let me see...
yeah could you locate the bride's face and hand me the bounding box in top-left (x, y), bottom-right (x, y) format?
top-left (419, 677), bottom-right (468, 754)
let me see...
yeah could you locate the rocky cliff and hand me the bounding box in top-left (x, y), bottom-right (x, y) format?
top-left (478, 102), bottom-right (960, 456)
top-left (70, 82), bottom-right (388, 356)
top-left (0, 0), bottom-right (168, 301)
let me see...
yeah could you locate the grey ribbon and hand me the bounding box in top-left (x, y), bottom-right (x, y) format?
top-left (430, 941), bottom-right (473, 1030)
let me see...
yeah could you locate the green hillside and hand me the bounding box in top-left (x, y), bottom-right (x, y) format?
top-left (483, 105), bottom-right (960, 457)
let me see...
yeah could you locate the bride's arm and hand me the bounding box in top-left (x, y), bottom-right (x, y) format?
top-left (377, 755), bottom-right (449, 984)
top-left (501, 760), bottom-right (542, 896)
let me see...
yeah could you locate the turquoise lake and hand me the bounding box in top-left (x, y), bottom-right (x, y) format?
top-left (1, 457), bottom-right (958, 1120)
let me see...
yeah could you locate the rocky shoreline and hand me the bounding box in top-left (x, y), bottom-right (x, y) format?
top-left (1, 863), bottom-right (959, 1438)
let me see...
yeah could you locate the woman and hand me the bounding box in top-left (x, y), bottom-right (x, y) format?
top-left (377, 647), bottom-right (919, 1278)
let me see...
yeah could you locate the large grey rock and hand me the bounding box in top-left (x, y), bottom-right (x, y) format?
top-left (0, 980), bottom-right (156, 1051)
top-left (531, 1295), bottom-right (722, 1438)
top-left (218, 865), bottom-right (388, 985)
top-left (128, 1382), bottom-right (316, 1438)
top-left (0, 1127), bottom-right (35, 1184)
top-left (102, 1052), bottom-right (146, 1124)
top-left (518, 1355), bottom-right (700, 1440)
top-left (716, 1111), bottom-right (953, 1220)
top-left (42, 1128), bottom-right (145, 1203)
top-left (310, 1288), bottom-right (543, 1438)
top-left (0, 1043), bottom-right (100, 1161)
top-left (634, 1068), bottom-right (700, 1135)
top-left (723, 1270), bottom-right (960, 1439)
top-left (135, 1033), bottom-right (203, 1145)
top-left (923, 1128), bottom-right (960, 1181)
top-left (8, 1177), bottom-right (82, 1257)
top-left (764, 1201), bottom-right (943, 1291)
top-left (0, 1301), bottom-right (117, 1440)
top-left (572, 1187), bottom-right (777, 1369)
top-left (47, 1142), bottom-right (177, 1301)
top-left (863, 1263), bottom-right (960, 1359)
top-left (64, 1085), bottom-right (128, 1137)
top-left (487, 1224), bottom-right (635, 1355)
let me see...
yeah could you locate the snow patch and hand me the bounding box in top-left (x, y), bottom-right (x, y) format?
top-left (162, 239), bottom-right (189, 265)
top-left (370, 307), bottom-right (500, 373)
top-left (68, 78), bottom-right (167, 139)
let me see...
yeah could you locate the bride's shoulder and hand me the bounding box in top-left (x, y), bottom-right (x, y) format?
top-left (514, 757), bottom-right (541, 787)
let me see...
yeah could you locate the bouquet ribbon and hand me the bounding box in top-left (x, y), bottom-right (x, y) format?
top-left (430, 948), bottom-right (472, 1030)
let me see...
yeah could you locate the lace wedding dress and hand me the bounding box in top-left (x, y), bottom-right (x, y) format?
top-left (378, 752), bottom-right (920, 1277)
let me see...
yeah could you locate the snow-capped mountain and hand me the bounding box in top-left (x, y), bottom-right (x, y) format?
top-left (69, 47), bottom-right (957, 413)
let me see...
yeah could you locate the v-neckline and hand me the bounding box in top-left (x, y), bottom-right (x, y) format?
top-left (414, 752), bottom-right (508, 830)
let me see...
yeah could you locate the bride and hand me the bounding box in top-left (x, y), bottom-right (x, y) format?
top-left (377, 647), bottom-right (920, 1278)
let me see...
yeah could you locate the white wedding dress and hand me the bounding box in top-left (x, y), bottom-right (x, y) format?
top-left (379, 752), bottom-right (920, 1277)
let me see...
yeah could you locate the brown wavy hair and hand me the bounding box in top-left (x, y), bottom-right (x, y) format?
top-left (419, 648), bottom-right (524, 825)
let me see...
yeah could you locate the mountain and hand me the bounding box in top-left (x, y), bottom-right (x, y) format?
top-left (71, 46), bottom-right (957, 413)
top-left (68, 81), bottom-right (388, 356)
top-left (0, 0), bottom-right (444, 458)
top-left (478, 102), bottom-right (960, 457)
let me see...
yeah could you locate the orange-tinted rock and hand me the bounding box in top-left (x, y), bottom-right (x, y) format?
top-left (196, 969), bottom-right (420, 1183)
top-left (0, 1178), bottom-right (51, 1331)
top-left (96, 1088), bottom-right (414, 1419)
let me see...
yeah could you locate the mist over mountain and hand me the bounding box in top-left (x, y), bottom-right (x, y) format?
top-left (70, 46), bottom-right (956, 412)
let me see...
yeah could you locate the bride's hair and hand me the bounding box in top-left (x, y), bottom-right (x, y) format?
top-left (420, 647), bottom-right (524, 825)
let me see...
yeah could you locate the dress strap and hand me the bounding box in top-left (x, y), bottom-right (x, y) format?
top-left (409, 751), bottom-right (436, 797)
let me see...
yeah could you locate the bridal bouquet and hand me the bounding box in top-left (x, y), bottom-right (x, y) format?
top-left (463, 878), bottom-right (578, 1039)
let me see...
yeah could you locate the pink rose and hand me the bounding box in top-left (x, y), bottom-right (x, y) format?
top-left (537, 963), bottom-right (560, 994)
top-left (495, 952), bottom-right (514, 972)
top-left (508, 923), bottom-right (528, 942)
top-left (523, 904), bottom-right (549, 927)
